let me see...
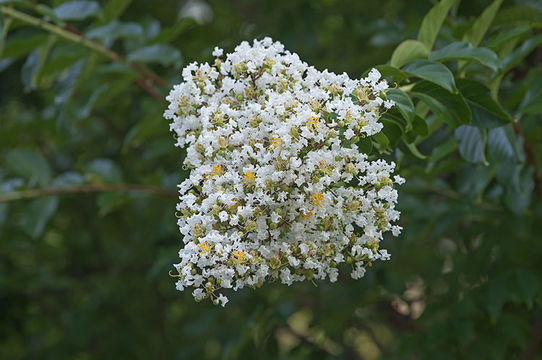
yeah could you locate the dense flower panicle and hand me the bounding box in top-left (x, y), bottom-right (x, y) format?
top-left (164, 38), bottom-right (404, 306)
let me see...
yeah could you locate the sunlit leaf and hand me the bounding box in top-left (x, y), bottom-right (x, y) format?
top-left (463, 0), bottom-right (504, 47)
top-left (402, 59), bottom-right (456, 92)
top-left (54, 0), bottom-right (102, 21)
top-left (429, 42), bottom-right (500, 72)
top-left (417, 0), bottom-right (457, 50)
top-left (390, 39), bottom-right (429, 68)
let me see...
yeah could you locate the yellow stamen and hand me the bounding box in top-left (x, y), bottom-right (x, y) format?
top-left (312, 192), bottom-right (323, 206)
top-left (211, 165), bottom-right (222, 176)
top-left (233, 250), bottom-right (245, 263)
top-left (230, 199), bottom-right (240, 210)
top-left (244, 171), bottom-right (255, 182)
top-left (307, 116), bottom-right (319, 131)
top-left (302, 208), bottom-right (313, 219)
top-left (272, 137), bottom-right (280, 148)
top-left (198, 241), bottom-right (211, 253)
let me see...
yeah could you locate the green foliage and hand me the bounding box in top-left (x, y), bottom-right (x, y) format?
top-left (1, 0), bottom-right (541, 359)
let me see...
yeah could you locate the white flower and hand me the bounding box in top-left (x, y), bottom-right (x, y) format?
top-left (212, 47), bottom-right (223, 57)
top-left (165, 38), bottom-right (404, 306)
top-left (217, 294), bottom-right (229, 307)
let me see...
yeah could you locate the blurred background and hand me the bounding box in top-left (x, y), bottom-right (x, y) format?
top-left (1, 0), bottom-right (541, 359)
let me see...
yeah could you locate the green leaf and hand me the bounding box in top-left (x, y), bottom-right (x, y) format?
top-left (381, 119), bottom-right (403, 148)
top-left (86, 21), bottom-right (143, 41)
top-left (2, 33), bottom-right (48, 59)
top-left (455, 125), bottom-right (488, 164)
top-left (463, 0), bottom-right (504, 47)
top-left (356, 136), bottom-right (373, 154)
top-left (487, 26), bottom-right (532, 53)
top-left (515, 269), bottom-right (538, 308)
top-left (127, 44), bottom-right (181, 66)
top-left (150, 18), bottom-right (195, 44)
top-left (502, 164), bottom-right (534, 213)
top-left (84, 158), bottom-right (123, 183)
top-left (487, 126), bottom-right (518, 163)
top-left (402, 60), bottom-right (456, 92)
top-left (426, 137), bottom-right (458, 171)
top-left (429, 42), bottom-right (500, 72)
top-left (21, 50), bottom-right (39, 90)
top-left (34, 4), bottom-right (66, 25)
top-left (102, 0), bottom-right (132, 23)
top-left (372, 131), bottom-right (389, 151)
top-left (390, 40), bottom-right (429, 68)
top-left (386, 89), bottom-right (414, 130)
top-left (5, 148), bottom-right (52, 186)
top-left (372, 64), bottom-right (409, 84)
top-left (417, 0), bottom-right (456, 50)
top-left (123, 116), bottom-right (167, 149)
top-left (19, 197), bottom-right (58, 238)
top-left (493, 6), bottom-right (542, 26)
top-left (97, 192), bottom-right (130, 217)
top-left (54, 59), bottom-right (85, 109)
top-left (20, 36), bottom-right (55, 90)
top-left (39, 43), bottom-right (86, 77)
top-left (456, 79), bottom-right (511, 128)
top-left (502, 34), bottom-right (542, 72)
top-left (411, 81), bottom-right (471, 128)
top-left (412, 115), bottom-right (428, 137)
top-left (54, 1), bottom-right (102, 21)
top-left (403, 141), bottom-right (427, 159)
top-left (487, 278), bottom-right (507, 323)
top-left (519, 73), bottom-right (542, 114)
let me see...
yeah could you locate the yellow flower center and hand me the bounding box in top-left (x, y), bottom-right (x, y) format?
top-left (244, 171), bottom-right (255, 182)
top-left (302, 208), bottom-right (313, 219)
top-left (198, 241), bottom-right (211, 253)
top-left (230, 199), bottom-right (240, 210)
top-left (312, 192), bottom-right (323, 206)
top-left (211, 165), bottom-right (222, 176)
top-left (272, 137), bottom-right (280, 148)
top-left (307, 116), bottom-right (319, 131)
top-left (233, 250), bottom-right (245, 263)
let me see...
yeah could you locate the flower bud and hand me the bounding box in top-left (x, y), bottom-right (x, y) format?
top-left (218, 136), bottom-right (228, 148)
top-left (245, 219), bottom-right (257, 233)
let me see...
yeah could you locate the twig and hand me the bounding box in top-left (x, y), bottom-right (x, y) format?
top-left (0, 5), bottom-right (168, 100)
top-left (513, 122), bottom-right (541, 200)
top-left (0, 184), bottom-right (178, 203)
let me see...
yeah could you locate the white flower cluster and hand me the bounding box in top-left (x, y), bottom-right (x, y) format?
top-left (164, 38), bottom-right (404, 306)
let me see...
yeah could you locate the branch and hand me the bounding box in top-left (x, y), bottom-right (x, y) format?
top-left (0, 184), bottom-right (178, 203)
top-left (513, 122), bottom-right (541, 200)
top-left (0, 5), bottom-right (168, 100)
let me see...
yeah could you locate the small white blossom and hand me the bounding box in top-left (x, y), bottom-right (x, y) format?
top-left (212, 47), bottom-right (223, 57)
top-left (165, 38), bottom-right (404, 306)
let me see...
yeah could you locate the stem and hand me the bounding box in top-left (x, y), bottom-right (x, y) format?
top-left (0, 184), bottom-right (178, 203)
top-left (0, 5), bottom-right (168, 97)
top-left (0, 10), bottom-right (13, 59)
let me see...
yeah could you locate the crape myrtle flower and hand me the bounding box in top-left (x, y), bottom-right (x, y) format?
top-left (164, 37), bottom-right (403, 306)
